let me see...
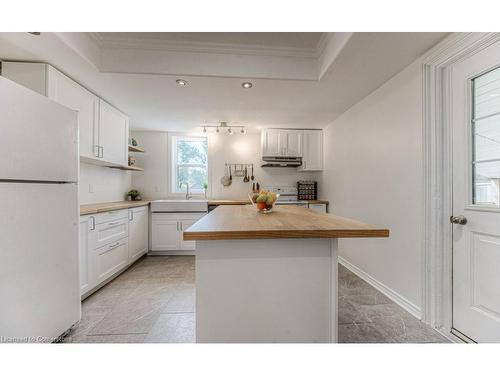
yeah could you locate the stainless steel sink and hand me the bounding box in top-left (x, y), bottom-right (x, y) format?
top-left (151, 199), bottom-right (208, 213)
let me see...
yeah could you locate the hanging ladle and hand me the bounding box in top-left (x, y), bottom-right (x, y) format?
top-left (243, 166), bottom-right (249, 182)
top-left (250, 164), bottom-right (254, 180)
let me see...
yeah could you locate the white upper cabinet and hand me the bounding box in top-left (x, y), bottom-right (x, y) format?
top-left (261, 129), bottom-right (303, 157)
top-left (1, 61), bottom-right (129, 167)
top-left (98, 99), bottom-right (129, 166)
top-left (261, 129), bottom-right (282, 157)
top-left (46, 66), bottom-right (99, 159)
top-left (299, 130), bottom-right (323, 171)
top-left (285, 130), bottom-right (303, 157)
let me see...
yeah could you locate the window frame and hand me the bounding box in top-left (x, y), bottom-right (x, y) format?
top-left (167, 133), bottom-right (209, 198)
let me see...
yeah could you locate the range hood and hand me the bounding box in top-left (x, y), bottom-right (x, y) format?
top-left (261, 156), bottom-right (302, 168)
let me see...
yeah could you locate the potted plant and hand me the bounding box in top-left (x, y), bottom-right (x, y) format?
top-left (126, 189), bottom-right (141, 201)
top-left (203, 182), bottom-right (208, 199)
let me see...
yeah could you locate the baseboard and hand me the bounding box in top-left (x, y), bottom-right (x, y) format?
top-left (147, 251), bottom-right (195, 256)
top-left (338, 256), bottom-right (422, 319)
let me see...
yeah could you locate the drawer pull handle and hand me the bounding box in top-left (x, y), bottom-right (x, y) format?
top-left (108, 221), bottom-right (120, 226)
top-left (109, 242), bottom-right (120, 249)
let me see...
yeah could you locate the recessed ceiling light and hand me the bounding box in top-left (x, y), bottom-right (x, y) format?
top-left (241, 82), bottom-right (253, 89)
top-left (176, 79), bottom-right (188, 86)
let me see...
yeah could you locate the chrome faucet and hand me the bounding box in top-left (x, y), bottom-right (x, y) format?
top-left (179, 182), bottom-right (192, 200)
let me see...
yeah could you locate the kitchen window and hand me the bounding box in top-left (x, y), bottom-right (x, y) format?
top-left (170, 135), bottom-right (208, 195)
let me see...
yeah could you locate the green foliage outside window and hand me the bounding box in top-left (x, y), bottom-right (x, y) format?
top-left (174, 137), bottom-right (208, 193)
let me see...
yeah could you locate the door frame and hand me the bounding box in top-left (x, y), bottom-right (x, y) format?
top-left (422, 32), bottom-right (500, 338)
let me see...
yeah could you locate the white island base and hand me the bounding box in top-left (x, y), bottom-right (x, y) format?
top-left (195, 238), bottom-right (338, 343)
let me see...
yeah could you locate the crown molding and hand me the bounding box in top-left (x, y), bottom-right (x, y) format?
top-left (88, 32), bottom-right (327, 59)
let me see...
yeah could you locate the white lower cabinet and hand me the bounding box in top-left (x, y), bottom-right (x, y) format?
top-left (92, 238), bottom-right (129, 286)
top-left (79, 206), bottom-right (149, 298)
top-left (79, 215), bottom-right (95, 296)
top-left (151, 212), bottom-right (206, 252)
top-left (128, 206), bottom-right (149, 263)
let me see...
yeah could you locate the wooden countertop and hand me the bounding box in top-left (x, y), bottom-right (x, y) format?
top-left (80, 200), bottom-right (150, 215)
top-left (207, 199), bottom-right (329, 205)
top-left (208, 199), bottom-right (251, 205)
top-left (184, 205), bottom-right (389, 240)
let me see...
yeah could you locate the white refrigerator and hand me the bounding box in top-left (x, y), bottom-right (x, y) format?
top-left (0, 77), bottom-right (80, 342)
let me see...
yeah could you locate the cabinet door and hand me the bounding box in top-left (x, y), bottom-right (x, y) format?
top-left (128, 207), bottom-right (148, 263)
top-left (79, 216), bottom-right (95, 296)
top-left (151, 219), bottom-right (180, 251)
top-left (179, 219), bottom-right (198, 250)
top-left (98, 99), bottom-right (129, 165)
top-left (285, 130), bottom-right (303, 157)
top-left (262, 129), bottom-right (282, 157)
top-left (92, 238), bottom-right (129, 286)
top-left (301, 130), bottom-right (323, 171)
top-left (47, 67), bottom-right (99, 159)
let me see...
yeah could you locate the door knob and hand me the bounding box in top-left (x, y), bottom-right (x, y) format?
top-left (450, 215), bottom-right (467, 225)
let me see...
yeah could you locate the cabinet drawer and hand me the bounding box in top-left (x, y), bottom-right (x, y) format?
top-left (94, 217), bottom-right (128, 248)
top-left (93, 238), bottom-right (129, 285)
top-left (94, 209), bottom-right (128, 225)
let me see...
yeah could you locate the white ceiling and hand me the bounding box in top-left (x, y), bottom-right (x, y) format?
top-left (0, 32), bottom-right (448, 132)
top-left (93, 32), bottom-right (325, 51)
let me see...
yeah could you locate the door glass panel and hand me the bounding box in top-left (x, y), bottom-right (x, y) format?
top-left (472, 67), bottom-right (500, 206)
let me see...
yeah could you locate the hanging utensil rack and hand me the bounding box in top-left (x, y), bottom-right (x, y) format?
top-left (225, 163), bottom-right (254, 178)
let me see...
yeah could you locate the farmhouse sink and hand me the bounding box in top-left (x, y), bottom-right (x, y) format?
top-left (151, 199), bottom-right (208, 213)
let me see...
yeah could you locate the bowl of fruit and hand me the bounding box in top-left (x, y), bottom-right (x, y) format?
top-left (249, 191), bottom-right (279, 213)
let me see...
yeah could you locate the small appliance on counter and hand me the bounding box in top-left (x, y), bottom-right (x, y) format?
top-left (297, 180), bottom-right (318, 200)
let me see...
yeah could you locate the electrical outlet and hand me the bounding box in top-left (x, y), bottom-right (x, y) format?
top-left (89, 184), bottom-right (94, 193)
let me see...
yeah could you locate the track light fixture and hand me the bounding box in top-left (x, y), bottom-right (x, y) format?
top-left (200, 122), bottom-right (247, 135)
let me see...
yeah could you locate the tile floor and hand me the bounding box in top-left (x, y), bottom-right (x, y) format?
top-left (63, 255), bottom-right (449, 343)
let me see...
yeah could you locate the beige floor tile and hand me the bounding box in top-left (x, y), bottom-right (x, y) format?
top-left (144, 313), bottom-right (195, 343)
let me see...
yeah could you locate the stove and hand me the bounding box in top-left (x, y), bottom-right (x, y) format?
top-left (262, 186), bottom-right (308, 207)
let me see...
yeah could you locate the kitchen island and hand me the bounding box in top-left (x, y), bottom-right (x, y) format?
top-left (184, 205), bottom-right (389, 343)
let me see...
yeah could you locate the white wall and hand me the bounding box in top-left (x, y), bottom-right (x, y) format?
top-left (320, 58), bottom-right (424, 312)
top-left (79, 162), bottom-right (131, 204)
top-left (131, 130), bottom-right (321, 200)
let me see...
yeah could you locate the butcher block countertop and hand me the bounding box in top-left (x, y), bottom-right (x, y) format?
top-left (183, 205), bottom-right (389, 240)
top-left (207, 199), bottom-right (329, 205)
top-left (208, 199), bottom-right (252, 205)
top-left (80, 200), bottom-right (151, 215)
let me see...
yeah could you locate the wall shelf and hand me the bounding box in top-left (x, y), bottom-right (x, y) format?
top-left (128, 144), bottom-right (145, 153)
top-left (109, 165), bottom-right (144, 172)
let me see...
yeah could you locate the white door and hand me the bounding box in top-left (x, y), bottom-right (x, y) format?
top-left (451, 41), bottom-right (500, 343)
top-left (0, 77), bottom-right (78, 182)
top-left (129, 207), bottom-right (148, 262)
top-left (98, 99), bottom-right (129, 165)
top-left (151, 219), bottom-right (180, 251)
top-left (285, 130), bottom-right (303, 157)
top-left (47, 66), bottom-right (99, 159)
